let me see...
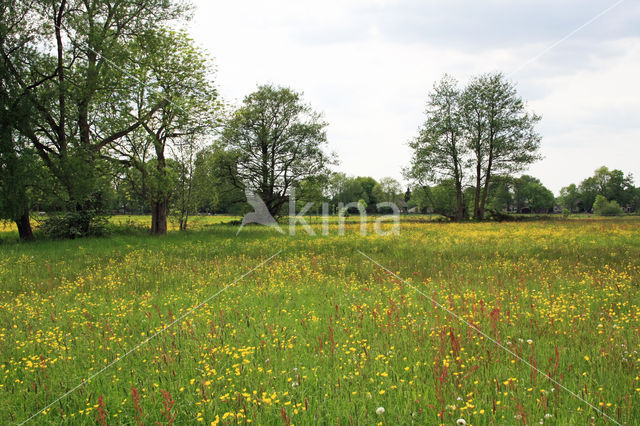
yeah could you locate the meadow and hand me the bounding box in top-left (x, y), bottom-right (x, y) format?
top-left (0, 217), bottom-right (639, 425)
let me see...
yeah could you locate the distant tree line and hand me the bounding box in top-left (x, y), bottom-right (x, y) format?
top-left (408, 174), bottom-right (555, 218)
top-left (557, 166), bottom-right (640, 215)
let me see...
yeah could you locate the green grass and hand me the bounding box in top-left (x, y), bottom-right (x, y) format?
top-left (0, 218), bottom-right (639, 424)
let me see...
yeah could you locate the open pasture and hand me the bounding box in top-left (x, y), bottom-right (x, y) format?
top-left (0, 218), bottom-right (639, 424)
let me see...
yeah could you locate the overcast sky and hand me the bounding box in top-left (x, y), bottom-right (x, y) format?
top-left (188, 0), bottom-right (640, 194)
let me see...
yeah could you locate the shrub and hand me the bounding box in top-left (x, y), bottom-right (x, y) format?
top-left (40, 211), bottom-right (109, 239)
top-left (593, 195), bottom-right (623, 216)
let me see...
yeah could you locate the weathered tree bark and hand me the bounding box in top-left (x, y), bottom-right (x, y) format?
top-left (16, 208), bottom-right (34, 241)
top-left (150, 200), bottom-right (168, 235)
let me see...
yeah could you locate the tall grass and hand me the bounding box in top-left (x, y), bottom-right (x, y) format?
top-left (0, 218), bottom-right (638, 424)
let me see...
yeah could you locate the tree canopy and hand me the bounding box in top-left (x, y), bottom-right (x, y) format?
top-left (220, 85), bottom-right (333, 217)
top-left (407, 72), bottom-right (541, 220)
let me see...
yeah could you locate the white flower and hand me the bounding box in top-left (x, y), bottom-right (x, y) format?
top-left (527, 339), bottom-right (533, 344)
top-left (544, 414), bottom-right (553, 419)
top-left (291, 382), bottom-right (298, 388)
top-left (456, 419), bottom-right (467, 426)
top-left (376, 407), bottom-right (385, 415)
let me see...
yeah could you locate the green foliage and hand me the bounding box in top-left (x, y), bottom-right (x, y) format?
top-left (560, 167), bottom-right (637, 213)
top-left (191, 144), bottom-right (246, 214)
top-left (372, 177), bottom-right (403, 205)
top-left (593, 195), bottom-right (623, 216)
top-left (512, 175), bottom-right (555, 213)
top-left (411, 180), bottom-right (461, 219)
top-left (328, 175), bottom-right (389, 213)
top-left (486, 176), bottom-right (513, 212)
top-left (558, 183), bottom-right (581, 212)
top-left (40, 211), bottom-right (109, 239)
top-left (293, 175), bottom-right (329, 214)
top-left (221, 85), bottom-right (333, 217)
top-left (1, 0), bottom-right (193, 238)
top-left (407, 73), bottom-right (541, 220)
top-left (406, 75), bottom-right (465, 220)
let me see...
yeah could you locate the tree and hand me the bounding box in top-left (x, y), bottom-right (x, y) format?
top-left (486, 175), bottom-right (514, 212)
top-left (293, 175), bottom-right (329, 214)
top-left (0, 59), bottom-right (41, 240)
top-left (561, 167), bottom-right (637, 213)
top-left (412, 181), bottom-right (460, 219)
top-left (327, 173), bottom-right (349, 205)
top-left (0, 0), bottom-right (189, 236)
top-left (630, 187), bottom-right (640, 213)
top-left (372, 177), bottom-right (403, 211)
top-left (512, 175), bottom-right (554, 213)
top-left (221, 84), bottom-right (333, 217)
top-left (406, 75), bottom-right (467, 220)
top-left (191, 144), bottom-right (245, 214)
top-left (353, 177), bottom-right (378, 212)
top-left (558, 183), bottom-right (581, 212)
top-left (171, 135), bottom-right (200, 231)
top-left (112, 29), bottom-right (218, 234)
top-left (461, 73), bottom-right (541, 219)
top-left (327, 175), bottom-right (381, 213)
top-left (579, 166), bottom-right (634, 212)
top-left (593, 194), bottom-right (623, 216)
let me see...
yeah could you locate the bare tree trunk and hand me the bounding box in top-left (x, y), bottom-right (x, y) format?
top-left (473, 161), bottom-right (482, 219)
top-left (455, 181), bottom-right (464, 221)
top-left (16, 208), bottom-right (34, 241)
top-left (181, 210), bottom-right (189, 231)
top-left (479, 154), bottom-right (493, 219)
top-left (151, 201), bottom-right (168, 235)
